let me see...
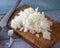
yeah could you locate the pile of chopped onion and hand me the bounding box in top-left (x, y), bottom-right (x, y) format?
top-left (11, 7), bottom-right (52, 40)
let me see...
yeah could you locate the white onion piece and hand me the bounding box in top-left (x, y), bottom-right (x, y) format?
top-left (43, 31), bottom-right (51, 40)
top-left (36, 34), bottom-right (39, 38)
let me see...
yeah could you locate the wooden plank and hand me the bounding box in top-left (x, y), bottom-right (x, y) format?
top-left (7, 4), bottom-right (60, 48)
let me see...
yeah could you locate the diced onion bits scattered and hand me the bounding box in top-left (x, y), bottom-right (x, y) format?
top-left (11, 7), bottom-right (52, 40)
top-left (36, 33), bottom-right (39, 38)
top-left (8, 30), bottom-right (14, 47)
top-left (8, 30), bottom-right (14, 36)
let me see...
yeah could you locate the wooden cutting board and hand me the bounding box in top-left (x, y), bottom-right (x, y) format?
top-left (7, 4), bottom-right (60, 48)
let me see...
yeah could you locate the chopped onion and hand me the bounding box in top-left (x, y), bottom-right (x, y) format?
top-left (36, 34), bottom-right (39, 38)
top-left (11, 7), bottom-right (52, 40)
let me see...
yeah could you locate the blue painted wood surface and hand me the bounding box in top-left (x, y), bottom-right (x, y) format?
top-left (0, 0), bottom-right (60, 14)
top-left (0, 0), bottom-right (60, 48)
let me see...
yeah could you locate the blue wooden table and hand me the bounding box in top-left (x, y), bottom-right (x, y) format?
top-left (0, 0), bottom-right (60, 48)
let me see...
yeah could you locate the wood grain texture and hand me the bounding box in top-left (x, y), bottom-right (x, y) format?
top-left (7, 4), bottom-right (60, 48)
